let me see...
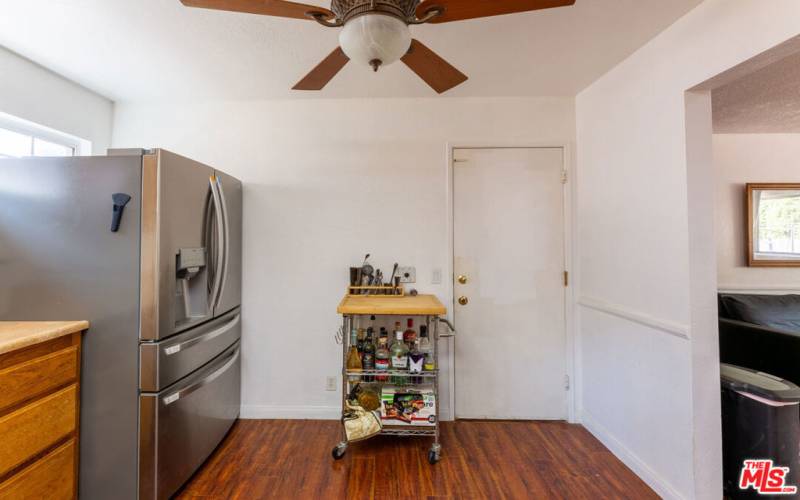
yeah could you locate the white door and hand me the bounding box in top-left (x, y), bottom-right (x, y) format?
top-left (453, 147), bottom-right (567, 420)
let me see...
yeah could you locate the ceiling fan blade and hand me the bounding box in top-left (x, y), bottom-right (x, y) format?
top-left (416, 0), bottom-right (574, 23)
top-left (180, 0), bottom-right (334, 21)
top-left (401, 39), bottom-right (467, 94)
top-left (293, 47), bottom-right (350, 90)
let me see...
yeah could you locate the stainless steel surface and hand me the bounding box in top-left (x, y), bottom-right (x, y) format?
top-left (207, 176), bottom-right (224, 312)
top-left (146, 149), bottom-right (216, 341)
top-left (140, 154), bottom-right (160, 343)
top-left (140, 308), bottom-right (241, 392)
top-left (213, 169), bottom-right (242, 316)
top-left (0, 155), bottom-right (143, 498)
top-left (139, 341), bottom-right (241, 500)
top-left (0, 149), bottom-right (243, 500)
top-left (162, 342), bottom-right (240, 406)
top-left (216, 176), bottom-right (231, 310)
top-left (108, 148), bottom-right (154, 156)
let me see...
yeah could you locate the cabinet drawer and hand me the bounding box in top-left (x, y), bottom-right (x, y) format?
top-left (0, 346), bottom-right (78, 414)
top-left (0, 385), bottom-right (77, 477)
top-left (0, 438), bottom-right (75, 500)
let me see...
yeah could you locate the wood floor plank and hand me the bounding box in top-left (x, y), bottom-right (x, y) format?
top-left (175, 420), bottom-right (658, 500)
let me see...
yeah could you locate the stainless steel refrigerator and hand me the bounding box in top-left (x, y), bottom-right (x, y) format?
top-left (0, 148), bottom-right (242, 499)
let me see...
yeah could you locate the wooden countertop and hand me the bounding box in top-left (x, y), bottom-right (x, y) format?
top-left (337, 294), bottom-right (446, 316)
top-left (0, 321), bottom-right (89, 355)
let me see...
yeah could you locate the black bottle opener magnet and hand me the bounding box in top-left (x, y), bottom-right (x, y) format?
top-left (111, 193), bottom-right (131, 232)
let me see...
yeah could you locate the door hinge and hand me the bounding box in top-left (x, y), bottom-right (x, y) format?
top-left (564, 375), bottom-right (570, 391)
top-left (561, 170), bottom-right (568, 184)
top-left (563, 271), bottom-right (569, 287)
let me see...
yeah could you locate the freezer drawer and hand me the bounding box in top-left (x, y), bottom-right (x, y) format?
top-left (139, 341), bottom-right (240, 500)
top-left (140, 308), bottom-right (240, 392)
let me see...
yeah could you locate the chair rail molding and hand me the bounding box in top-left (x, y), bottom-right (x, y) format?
top-left (578, 295), bottom-right (690, 340)
top-left (718, 285), bottom-right (800, 295)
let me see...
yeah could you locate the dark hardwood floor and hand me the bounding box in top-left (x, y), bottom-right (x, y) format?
top-left (176, 419), bottom-right (658, 499)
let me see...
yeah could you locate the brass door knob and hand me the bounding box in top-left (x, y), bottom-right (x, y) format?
top-left (457, 275), bottom-right (468, 284)
top-left (458, 296), bottom-right (469, 306)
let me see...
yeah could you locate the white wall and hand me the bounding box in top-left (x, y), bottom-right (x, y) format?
top-left (0, 46), bottom-right (113, 154)
top-left (714, 133), bottom-right (800, 292)
top-left (576, 1), bottom-right (800, 498)
top-left (112, 96), bottom-right (575, 420)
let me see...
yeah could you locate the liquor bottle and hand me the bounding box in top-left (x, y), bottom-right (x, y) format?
top-left (403, 318), bottom-right (417, 346)
top-left (346, 329), bottom-right (362, 383)
top-left (363, 328), bottom-right (375, 357)
top-left (409, 340), bottom-right (424, 384)
top-left (362, 328), bottom-right (375, 382)
top-left (389, 321), bottom-right (403, 344)
top-left (419, 325), bottom-right (434, 371)
top-left (390, 329), bottom-right (409, 385)
top-left (356, 328), bottom-right (366, 355)
top-left (375, 336), bottom-right (390, 382)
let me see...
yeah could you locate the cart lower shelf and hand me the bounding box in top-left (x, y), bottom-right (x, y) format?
top-left (379, 427), bottom-right (436, 437)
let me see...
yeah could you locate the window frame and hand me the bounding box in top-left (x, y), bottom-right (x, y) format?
top-left (0, 111), bottom-right (90, 157)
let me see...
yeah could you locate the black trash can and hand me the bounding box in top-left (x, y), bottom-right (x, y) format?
top-left (721, 363), bottom-right (800, 498)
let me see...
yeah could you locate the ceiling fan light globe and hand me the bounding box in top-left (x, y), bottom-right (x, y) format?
top-left (339, 14), bottom-right (411, 69)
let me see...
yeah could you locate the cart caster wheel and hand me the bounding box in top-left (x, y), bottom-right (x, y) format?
top-left (332, 444), bottom-right (347, 460)
top-left (428, 450), bottom-right (440, 464)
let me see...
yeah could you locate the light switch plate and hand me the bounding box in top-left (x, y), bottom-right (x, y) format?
top-left (432, 268), bottom-right (442, 284)
top-left (326, 376), bottom-right (337, 391)
top-left (397, 266), bottom-right (416, 283)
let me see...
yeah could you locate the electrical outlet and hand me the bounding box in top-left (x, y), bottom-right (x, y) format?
top-left (397, 266), bottom-right (416, 283)
top-left (432, 268), bottom-right (442, 284)
top-left (326, 376), bottom-right (337, 391)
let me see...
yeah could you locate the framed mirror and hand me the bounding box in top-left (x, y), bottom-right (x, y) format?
top-left (747, 183), bottom-right (800, 266)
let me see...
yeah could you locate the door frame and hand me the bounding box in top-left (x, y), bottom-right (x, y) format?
top-left (444, 142), bottom-right (578, 423)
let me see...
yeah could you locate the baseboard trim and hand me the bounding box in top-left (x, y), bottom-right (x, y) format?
top-left (578, 295), bottom-right (690, 340)
top-left (240, 404), bottom-right (340, 420)
top-left (581, 410), bottom-right (685, 500)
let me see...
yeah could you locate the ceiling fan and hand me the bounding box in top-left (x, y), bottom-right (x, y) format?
top-left (179, 0), bottom-right (576, 93)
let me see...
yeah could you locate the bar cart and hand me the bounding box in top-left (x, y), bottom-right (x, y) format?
top-left (332, 294), bottom-right (454, 464)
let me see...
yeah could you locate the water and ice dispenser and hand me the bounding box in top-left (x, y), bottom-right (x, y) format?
top-left (176, 247), bottom-right (208, 321)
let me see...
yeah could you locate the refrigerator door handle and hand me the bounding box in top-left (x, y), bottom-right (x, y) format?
top-left (216, 175), bottom-right (231, 309)
top-left (208, 176), bottom-right (225, 312)
top-left (162, 345), bottom-right (240, 406)
top-left (164, 313), bottom-right (240, 356)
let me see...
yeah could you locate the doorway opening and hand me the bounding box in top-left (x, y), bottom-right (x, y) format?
top-left (686, 34), bottom-right (800, 498)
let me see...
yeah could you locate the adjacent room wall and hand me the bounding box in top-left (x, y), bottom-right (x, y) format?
top-left (714, 133), bottom-right (800, 292)
top-left (576, 1), bottom-right (800, 498)
top-left (112, 96), bottom-right (576, 421)
top-left (0, 46), bottom-right (113, 153)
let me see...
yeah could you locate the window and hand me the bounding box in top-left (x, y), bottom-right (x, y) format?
top-left (0, 112), bottom-right (88, 158)
top-left (755, 189), bottom-right (800, 256)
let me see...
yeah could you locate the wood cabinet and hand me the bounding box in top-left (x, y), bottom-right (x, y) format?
top-left (0, 323), bottom-right (85, 500)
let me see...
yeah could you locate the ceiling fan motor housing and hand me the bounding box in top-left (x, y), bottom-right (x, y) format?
top-left (331, 0), bottom-right (421, 24)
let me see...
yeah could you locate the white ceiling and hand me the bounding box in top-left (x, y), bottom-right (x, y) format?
top-left (0, 0), bottom-right (702, 101)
